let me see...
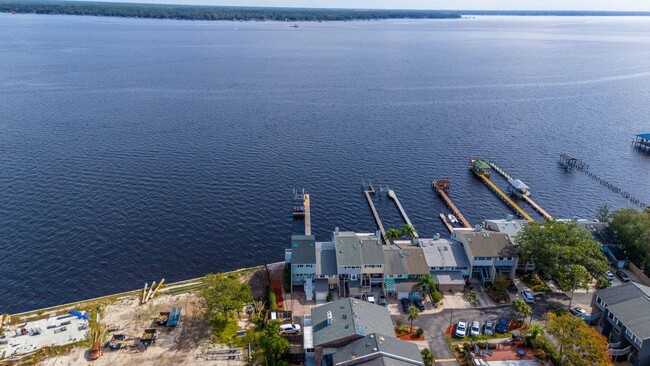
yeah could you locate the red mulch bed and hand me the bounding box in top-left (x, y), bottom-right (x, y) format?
top-left (395, 327), bottom-right (425, 341)
top-left (270, 280), bottom-right (284, 310)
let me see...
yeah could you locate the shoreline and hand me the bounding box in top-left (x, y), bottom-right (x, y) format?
top-left (5, 261), bottom-right (283, 320)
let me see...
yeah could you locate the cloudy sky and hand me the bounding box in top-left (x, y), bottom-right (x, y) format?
top-left (79, 0), bottom-right (650, 11)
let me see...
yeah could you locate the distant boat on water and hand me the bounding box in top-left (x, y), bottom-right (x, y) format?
top-left (290, 24), bottom-right (299, 28)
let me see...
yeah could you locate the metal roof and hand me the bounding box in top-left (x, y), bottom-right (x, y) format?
top-left (316, 242), bottom-right (337, 276)
top-left (560, 152), bottom-right (576, 161)
top-left (433, 271), bottom-right (466, 285)
top-left (637, 133), bottom-right (650, 140)
top-left (290, 235), bottom-right (316, 264)
top-left (311, 298), bottom-right (394, 347)
top-left (473, 160), bottom-right (491, 169)
top-left (508, 179), bottom-right (529, 190)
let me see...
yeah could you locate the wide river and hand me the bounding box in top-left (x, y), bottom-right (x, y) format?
top-left (1, 14), bottom-right (649, 313)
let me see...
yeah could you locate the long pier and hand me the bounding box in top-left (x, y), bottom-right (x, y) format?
top-left (387, 189), bottom-right (419, 238)
top-left (473, 172), bottom-right (535, 222)
top-left (488, 161), bottom-right (552, 220)
top-left (304, 193), bottom-right (311, 236)
top-left (363, 184), bottom-right (388, 243)
top-left (431, 180), bottom-right (472, 229)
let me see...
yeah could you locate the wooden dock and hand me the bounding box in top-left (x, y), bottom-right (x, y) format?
top-left (304, 193), bottom-right (311, 236)
top-left (364, 185), bottom-right (388, 243)
top-left (474, 172), bottom-right (535, 222)
top-left (387, 189), bottom-right (418, 238)
top-left (432, 180), bottom-right (472, 229)
top-left (488, 161), bottom-right (553, 220)
top-left (438, 213), bottom-right (454, 232)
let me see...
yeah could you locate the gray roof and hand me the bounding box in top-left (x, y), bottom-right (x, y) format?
top-left (396, 280), bottom-right (420, 293)
top-left (418, 237), bottom-right (470, 268)
top-left (396, 244), bottom-right (429, 276)
top-left (311, 298), bottom-right (394, 347)
top-left (596, 282), bottom-right (650, 340)
top-left (291, 235), bottom-right (316, 264)
top-left (452, 229), bottom-right (517, 258)
top-left (335, 232), bottom-right (385, 267)
top-left (383, 246), bottom-right (408, 276)
top-left (483, 219), bottom-right (529, 245)
top-left (316, 242), bottom-right (338, 276)
top-left (331, 333), bottom-right (424, 365)
top-left (315, 278), bottom-right (329, 293)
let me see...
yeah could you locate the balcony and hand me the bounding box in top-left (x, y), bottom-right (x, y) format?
top-left (609, 345), bottom-right (632, 357)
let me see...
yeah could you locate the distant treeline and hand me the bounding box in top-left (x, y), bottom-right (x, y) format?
top-left (0, 1), bottom-right (461, 21)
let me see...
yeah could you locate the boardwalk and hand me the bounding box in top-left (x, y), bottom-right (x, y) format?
top-left (363, 185), bottom-right (388, 243)
top-left (304, 193), bottom-right (311, 236)
top-left (438, 213), bottom-right (454, 232)
top-left (387, 189), bottom-right (419, 238)
top-left (432, 180), bottom-right (472, 229)
top-left (489, 161), bottom-right (552, 220)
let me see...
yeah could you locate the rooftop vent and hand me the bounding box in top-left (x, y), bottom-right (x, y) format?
top-left (433, 233), bottom-right (441, 240)
top-left (327, 311), bottom-right (332, 325)
top-left (369, 334), bottom-right (375, 338)
top-left (372, 347), bottom-right (378, 352)
top-left (506, 214), bottom-right (514, 221)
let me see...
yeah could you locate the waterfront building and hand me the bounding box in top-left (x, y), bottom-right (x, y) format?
top-left (418, 235), bottom-right (470, 292)
top-left (451, 228), bottom-right (519, 284)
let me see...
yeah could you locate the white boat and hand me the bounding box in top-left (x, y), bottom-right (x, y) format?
top-left (448, 214), bottom-right (459, 224)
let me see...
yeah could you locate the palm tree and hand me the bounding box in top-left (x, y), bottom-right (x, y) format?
top-left (386, 228), bottom-right (401, 242)
top-left (418, 274), bottom-right (436, 300)
top-left (401, 224), bottom-right (415, 239)
top-left (408, 306), bottom-right (420, 333)
top-left (528, 323), bottom-right (544, 339)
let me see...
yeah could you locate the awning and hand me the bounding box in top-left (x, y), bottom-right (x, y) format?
top-left (384, 278), bottom-right (396, 293)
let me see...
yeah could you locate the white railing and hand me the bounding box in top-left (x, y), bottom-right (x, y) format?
top-left (610, 346), bottom-right (632, 356)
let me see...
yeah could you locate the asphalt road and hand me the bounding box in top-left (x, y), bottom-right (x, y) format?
top-left (404, 290), bottom-right (575, 364)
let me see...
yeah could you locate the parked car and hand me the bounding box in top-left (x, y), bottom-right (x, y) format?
top-left (413, 299), bottom-right (425, 312)
top-left (367, 296), bottom-right (376, 304)
top-left (496, 319), bottom-right (509, 334)
top-left (378, 295), bottom-right (387, 307)
top-left (569, 307), bottom-right (589, 319)
top-left (88, 342), bottom-right (102, 360)
top-left (605, 271), bottom-right (615, 281)
top-left (279, 323), bottom-right (301, 335)
top-left (521, 290), bottom-right (535, 304)
top-left (484, 321), bottom-right (494, 336)
top-left (616, 270), bottom-right (630, 283)
top-left (455, 319), bottom-right (468, 338)
top-left (470, 321), bottom-right (481, 337)
top-left (401, 298), bottom-right (411, 312)
top-left (507, 284), bottom-right (518, 293)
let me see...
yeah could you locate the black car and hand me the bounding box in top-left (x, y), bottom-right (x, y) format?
top-left (401, 298), bottom-right (411, 312)
top-left (507, 284), bottom-right (518, 293)
top-left (616, 270), bottom-right (630, 282)
top-left (413, 299), bottom-right (425, 311)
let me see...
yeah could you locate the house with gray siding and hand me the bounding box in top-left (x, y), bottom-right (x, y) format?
top-left (419, 236), bottom-right (470, 291)
top-left (451, 228), bottom-right (518, 284)
top-left (593, 282), bottom-right (650, 365)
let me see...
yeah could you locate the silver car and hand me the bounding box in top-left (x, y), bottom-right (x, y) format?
top-left (484, 321), bottom-right (494, 336)
top-left (470, 321), bottom-right (481, 337)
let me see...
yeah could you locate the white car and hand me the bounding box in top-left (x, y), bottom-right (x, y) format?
top-left (367, 296), bottom-right (376, 304)
top-left (279, 323), bottom-right (301, 335)
top-left (455, 319), bottom-right (467, 338)
top-left (470, 321), bottom-right (481, 337)
top-left (521, 290), bottom-right (535, 304)
top-left (605, 271), bottom-right (614, 281)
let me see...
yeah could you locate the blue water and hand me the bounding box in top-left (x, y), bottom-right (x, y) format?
top-left (1, 14), bottom-right (649, 313)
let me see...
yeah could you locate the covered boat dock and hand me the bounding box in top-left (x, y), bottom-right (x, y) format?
top-left (633, 133), bottom-right (650, 152)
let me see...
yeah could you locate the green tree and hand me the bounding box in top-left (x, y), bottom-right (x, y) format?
top-left (545, 312), bottom-right (610, 366)
top-left (430, 289), bottom-right (444, 305)
top-left (610, 208), bottom-right (650, 274)
top-left (200, 273), bottom-right (253, 335)
top-left (512, 298), bottom-right (531, 323)
top-left (418, 274), bottom-right (436, 299)
top-left (401, 224), bottom-right (416, 239)
top-left (527, 323), bottom-right (544, 339)
top-left (516, 220), bottom-right (609, 291)
top-left (596, 204), bottom-right (611, 223)
top-left (259, 321), bottom-right (290, 366)
top-left (421, 348), bottom-right (435, 366)
top-left (408, 306), bottom-right (420, 333)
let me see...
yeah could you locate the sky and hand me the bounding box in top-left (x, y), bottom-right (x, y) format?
top-left (78, 0), bottom-right (650, 11)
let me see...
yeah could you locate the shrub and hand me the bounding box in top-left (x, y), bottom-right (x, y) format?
top-left (416, 327), bottom-right (424, 337)
top-left (430, 289), bottom-right (444, 304)
top-left (397, 326), bottom-right (410, 334)
top-left (326, 292), bottom-right (333, 302)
